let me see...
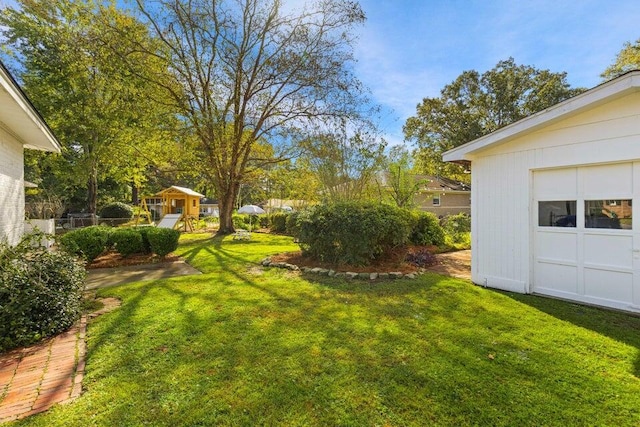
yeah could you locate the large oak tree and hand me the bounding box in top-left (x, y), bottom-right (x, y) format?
top-left (127, 0), bottom-right (368, 234)
top-left (404, 58), bottom-right (584, 181)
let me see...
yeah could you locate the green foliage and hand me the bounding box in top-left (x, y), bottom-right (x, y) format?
top-left (259, 215), bottom-right (270, 228)
top-left (0, 232), bottom-right (85, 352)
top-left (442, 213), bottom-right (471, 244)
top-left (285, 211), bottom-right (301, 236)
top-left (409, 211), bottom-right (446, 246)
top-left (100, 202), bottom-right (134, 219)
top-left (232, 214), bottom-right (249, 230)
top-left (111, 228), bottom-right (144, 258)
top-left (147, 228), bottom-right (180, 257)
top-left (405, 58), bottom-right (584, 181)
top-left (269, 213), bottom-right (289, 233)
top-left (297, 202), bottom-right (412, 265)
top-left (136, 226), bottom-right (153, 254)
top-left (602, 38), bottom-right (640, 81)
top-left (58, 225), bottom-right (110, 262)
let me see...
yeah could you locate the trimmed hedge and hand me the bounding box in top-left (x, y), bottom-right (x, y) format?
top-left (58, 225), bottom-right (110, 262)
top-left (147, 228), bottom-right (180, 257)
top-left (269, 213), bottom-right (289, 233)
top-left (285, 211), bottom-right (300, 236)
top-left (409, 211), bottom-right (446, 247)
top-left (100, 202), bottom-right (133, 219)
top-left (297, 202), bottom-right (412, 265)
top-left (0, 233), bottom-right (85, 352)
top-left (111, 228), bottom-right (144, 258)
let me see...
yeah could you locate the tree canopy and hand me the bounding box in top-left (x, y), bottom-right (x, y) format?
top-left (602, 38), bottom-right (640, 81)
top-left (0, 0), bottom-right (179, 216)
top-left (404, 58), bottom-right (584, 181)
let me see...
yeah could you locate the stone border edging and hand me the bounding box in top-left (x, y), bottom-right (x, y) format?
top-left (260, 257), bottom-right (423, 280)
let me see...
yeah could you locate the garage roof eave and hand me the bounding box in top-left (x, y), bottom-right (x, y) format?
top-left (443, 70), bottom-right (640, 163)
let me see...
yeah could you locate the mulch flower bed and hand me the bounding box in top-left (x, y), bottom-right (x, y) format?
top-left (87, 250), bottom-right (180, 269)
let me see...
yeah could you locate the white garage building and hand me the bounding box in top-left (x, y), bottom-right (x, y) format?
top-left (443, 71), bottom-right (640, 313)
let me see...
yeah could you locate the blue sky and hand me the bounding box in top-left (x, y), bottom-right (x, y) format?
top-left (351, 0), bottom-right (640, 146)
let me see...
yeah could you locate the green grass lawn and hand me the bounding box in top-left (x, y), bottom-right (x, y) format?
top-left (13, 233), bottom-right (640, 426)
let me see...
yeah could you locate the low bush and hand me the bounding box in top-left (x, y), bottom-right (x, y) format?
top-left (269, 213), bottom-right (289, 233)
top-left (111, 228), bottom-right (144, 258)
top-left (259, 215), bottom-right (270, 228)
top-left (0, 233), bottom-right (85, 352)
top-left (409, 211), bottom-right (446, 247)
top-left (232, 214), bottom-right (249, 230)
top-left (297, 202), bottom-right (412, 265)
top-left (100, 202), bottom-right (134, 219)
top-left (58, 226), bottom-right (110, 262)
top-left (147, 228), bottom-right (180, 257)
top-left (405, 248), bottom-right (438, 268)
top-left (442, 213), bottom-right (471, 244)
top-left (136, 226), bottom-right (153, 254)
top-left (285, 211), bottom-right (301, 236)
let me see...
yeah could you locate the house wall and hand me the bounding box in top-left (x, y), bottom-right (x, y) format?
top-left (0, 127), bottom-right (25, 245)
top-left (470, 91), bottom-right (640, 293)
top-left (415, 192), bottom-right (471, 217)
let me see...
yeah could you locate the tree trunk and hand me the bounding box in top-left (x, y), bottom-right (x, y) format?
top-left (131, 182), bottom-right (139, 206)
top-left (87, 167), bottom-right (98, 225)
top-left (216, 191), bottom-right (237, 235)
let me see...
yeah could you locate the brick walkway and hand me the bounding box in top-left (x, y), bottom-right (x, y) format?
top-left (0, 298), bottom-right (120, 423)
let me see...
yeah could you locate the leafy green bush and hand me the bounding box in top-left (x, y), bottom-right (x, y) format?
top-left (442, 213), bottom-right (471, 243)
top-left (285, 211), bottom-right (301, 236)
top-left (232, 214), bottom-right (249, 230)
top-left (269, 213), bottom-right (289, 233)
top-left (297, 202), bottom-right (412, 265)
top-left (147, 228), bottom-right (181, 257)
top-left (100, 202), bottom-right (134, 219)
top-left (136, 226), bottom-right (153, 254)
top-left (409, 211), bottom-right (446, 247)
top-left (0, 233), bottom-right (85, 352)
top-left (259, 215), bottom-right (270, 228)
top-left (58, 226), bottom-right (110, 262)
top-left (111, 228), bottom-right (144, 257)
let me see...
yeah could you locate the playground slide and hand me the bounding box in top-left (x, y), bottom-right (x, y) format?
top-left (157, 214), bottom-right (182, 229)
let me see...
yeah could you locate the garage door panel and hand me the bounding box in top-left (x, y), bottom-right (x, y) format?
top-left (533, 168), bottom-right (576, 198)
top-left (582, 163), bottom-right (633, 197)
top-left (535, 231), bottom-right (577, 262)
top-left (584, 268), bottom-right (634, 303)
top-left (535, 263), bottom-right (578, 294)
top-left (583, 234), bottom-right (633, 268)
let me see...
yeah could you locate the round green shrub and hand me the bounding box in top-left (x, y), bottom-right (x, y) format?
top-left (269, 213), bottom-right (289, 233)
top-left (297, 202), bottom-right (412, 265)
top-left (111, 228), bottom-right (144, 257)
top-left (147, 227), bottom-right (181, 257)
top-left (100, 202), bottom-right (134, 219)
top-left (285, 211), bottom-right (301, 236)
top-left (58, 225), bottom-right (110, 262)
top-left (409, 211), bottom-right (446, 247)
top-left (0, 233), bottom-right (86, 352)
top-left (259, 215), bottom-right (270, 228)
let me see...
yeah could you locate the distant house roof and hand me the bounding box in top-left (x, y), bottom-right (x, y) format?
top-left (0, 61), bottom-right (60, 153)
top-left (414, 175), bottom-right (470, 192)
top-left (444, 70), bottom-right (640, 162)
top-left (156, 185), bottom-right (205, 198)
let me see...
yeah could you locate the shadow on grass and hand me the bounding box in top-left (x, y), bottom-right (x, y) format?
top-left (503, 291), bottom-right (640, 378)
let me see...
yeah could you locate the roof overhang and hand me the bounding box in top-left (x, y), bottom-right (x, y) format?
top-left (0, 62), bottom-right (61, 153)
top-left (156, 186), bottom-right (205, 198)
top-left (443, 70), bottom-right (640, 162)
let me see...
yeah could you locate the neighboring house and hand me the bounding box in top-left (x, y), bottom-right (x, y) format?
top-left (443, 70), bottom-right (640, 313)
top-left (200, 198), bottom-right (219, 217)
top-left (0, 62), bottom-right (61, 245)
top-left (378, 172), bottom-right (470, 217)
top-left (263, 198), bottom-right (308, 213)
top-left (412, 175), bottom-right (470, 217)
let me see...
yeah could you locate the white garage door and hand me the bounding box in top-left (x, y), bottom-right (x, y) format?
top-left (533, 163), bottom-right (640, 312)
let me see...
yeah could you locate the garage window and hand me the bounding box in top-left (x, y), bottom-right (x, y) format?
top-left (538, 201), bottom-right (576, 227)
top-left (585, 199), bottom-right (632, 229)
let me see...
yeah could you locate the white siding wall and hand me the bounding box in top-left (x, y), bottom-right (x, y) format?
top-left (471, 91), bottom-right (640, 293)
top-left (0, 127), bottom-right (25, 245)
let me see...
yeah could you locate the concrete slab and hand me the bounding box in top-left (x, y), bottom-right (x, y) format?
top-left (85, 260), bottom-right (201, 290)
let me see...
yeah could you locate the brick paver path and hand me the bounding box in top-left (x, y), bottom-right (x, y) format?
top-left (0, 298), bottom-right (120, 423)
